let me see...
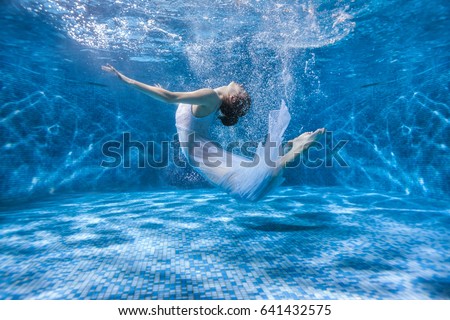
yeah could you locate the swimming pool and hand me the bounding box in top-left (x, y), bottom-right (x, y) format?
top-left (1, 187), bottom-right (449, 299)
top-left (1, 0), bottom-right (449, 299)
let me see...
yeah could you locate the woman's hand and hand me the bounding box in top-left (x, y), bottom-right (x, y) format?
top-left (101, 63), bottom-right (118, 74)
top-left (102, 64), bottom-right (130, 83)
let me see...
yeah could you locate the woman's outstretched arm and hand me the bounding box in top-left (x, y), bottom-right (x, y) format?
top-left (102, 64), bottom-right (220, 108)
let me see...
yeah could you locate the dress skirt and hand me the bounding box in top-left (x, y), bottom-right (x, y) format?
top-left (177, 101), bottom-right (291, 201)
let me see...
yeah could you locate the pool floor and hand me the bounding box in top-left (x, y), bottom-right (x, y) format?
top-left (0, 187), bottom-right (449, 299)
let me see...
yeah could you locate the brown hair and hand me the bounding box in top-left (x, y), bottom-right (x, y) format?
top-left (218, 88), bottom-right (251, 126)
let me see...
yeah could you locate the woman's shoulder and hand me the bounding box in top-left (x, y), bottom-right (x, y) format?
top-left (191, 103), bottom-right (218, 118)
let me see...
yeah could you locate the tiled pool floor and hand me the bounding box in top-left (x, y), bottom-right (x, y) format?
top-left (0, 187), bottom-right (449, 299)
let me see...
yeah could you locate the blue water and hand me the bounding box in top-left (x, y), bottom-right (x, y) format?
top-left (1, 187), bottom-right (449, 299)
top-left (1, 0), bottom-right (449, 299)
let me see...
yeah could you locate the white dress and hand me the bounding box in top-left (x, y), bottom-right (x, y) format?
top-left (175, 100), bottom-right (291, 201)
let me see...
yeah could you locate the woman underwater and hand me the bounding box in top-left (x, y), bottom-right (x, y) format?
top-left (102, 64), bottom-right (325, 201)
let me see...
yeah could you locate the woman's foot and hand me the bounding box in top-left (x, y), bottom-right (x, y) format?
top-left (289, 128), bottom-right (326, 153)
top-left (279, 128), bottom-right (326, 166)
